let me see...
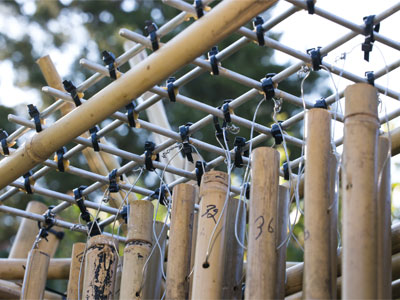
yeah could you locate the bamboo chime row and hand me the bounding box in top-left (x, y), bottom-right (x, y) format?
top-left (3, 83), bottom-right (392, 299)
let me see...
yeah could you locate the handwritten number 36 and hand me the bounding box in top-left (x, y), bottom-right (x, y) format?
top-left (254, 216), bottom-right (274, 240)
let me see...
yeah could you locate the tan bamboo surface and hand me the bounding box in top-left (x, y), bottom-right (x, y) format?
top-left (390, 127), bottom-right (400, 156)
top-left (191, 170), bottom-right (228, 300)
top-left (66, 242), bottom-right (85, 300)
top-left (20, 249), bottom-right (50, 300)
top-left (329, 153), bottom-right (338, 300)
top-left (166, 183), bottom-right (196, 300)
top-left (113, 258), bottom-right (123, 300)
top-left (0, 279), bottom-right (63, 300)
top-left (342, 83), bottom-right (379, 299)
top-left (245, 147), bottom-right (280, 300)
top-left (82, 234), bottom-right (118, 299)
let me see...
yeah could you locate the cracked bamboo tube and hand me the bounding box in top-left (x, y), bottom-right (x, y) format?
top-left (342, 83), bottom-right (379, 299)
top-left (245, 147), bottom-right (280, 299)
top-left (166, 183), bottom-right (196, 300)
top-left (67, 242), bottom-right (85, 300)
top-left (191, 171), bottom-right (228, 300)
top-left (82, 235), bottom-right (118, 299)
top-left (303, 108), bottom-right (335, 299)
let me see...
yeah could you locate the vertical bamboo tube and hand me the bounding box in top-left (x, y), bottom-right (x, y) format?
top-left (245, 147), bottom-right (280, 300)
top-left (20, 249), bottom-right (50, 300)
top-left (276, 186), bottom-right (289, 300)
top-left (342, 83), bottom-right (379, 299)
top-left (67, 242), bottom-right (85, 300)
top-left (113, 258), bottom-right (123, 300)
top-left (120, 200), bottom-right (153, 300)
top-left (191, 171), bottom-right (228, 300)
top-left (329, 154), bottom-right (338, 300)
top-left (189, 201), bottom-right (199, 299)
top-left (166, 183), bottom-right (196, 300)
top-left (82, 235), bottom-right (118, 299)
top-left (377, 135), bottom-right (392, 299)
top-left (303, 108), bottom-right (333, 299)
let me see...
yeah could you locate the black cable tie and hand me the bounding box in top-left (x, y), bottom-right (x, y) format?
top-left (271, 122), bottom-right (283, 145)
top-left (222, 100), bottom-right (232, 123)
top-left (365, 71), bottom-right (375, 86)
top-left (306, 47), bottom-right (325, 71)
top-left (306, 0), bottom-right (315, 14)
top-left (244, 182), bottom-right (250, 200)
top-left (27, 104), bottom-right (42, 132)
top-left (253, 16), bottom-right (265, 46)
top-left (125, 102), bottom-right (137, 128)
top-left (23, 171), bottom-right (34, 194)
top-left (55, 146), bottom-right (68, 172)
top-left (283, 162), bottom-right (290, 180)
top-left (37, 206), bottom-right (56, 241)
top-left (62, 80), bottom-right (82, 106)
top-left (102, 50), bottom-right (119, 80)
top-left (87, 218), bottom-right (102, 237)
top-left (108, 169), bottom-right (120, 193)
top-left (73, 185), bottom-right (91, 223)
top-left (151, 185), bottom-right (170, 206)
top-left (89, 126), bottom-right (100, 152)
top-left (167, 77), bottom-right (177, 102)
top-left (362, 15), bottom-right (380, 62)
top-left (120, 205), bottom-right (128, 224)
top-left (313, 98), bottom-right (328, 109)
top-left (194, 0), bottom-right (204, 19)
top-left (213, 114), bottom-right (224, 142)
top-left (144, 141), bottom-right (159, 171)
top-left (145, 20), bottom-right (159, 51)
top-left (233, 137), bottom-right (247, 168)
top-left (261, 73), bottom-right (276, 100)
top-left (195, 161), bottom-right (207, 186)
top-left (179, 123), bottom-right (194, 163)
top-left (0, 130), bottom-right (9, 156)
top-left (208, 46), bottom-right (219, 75)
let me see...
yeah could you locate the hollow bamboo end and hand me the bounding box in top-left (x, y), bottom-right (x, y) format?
top-left (199, 170), bottom-right (228, 196)
top-left (344, 83), bottom-right (378, 118)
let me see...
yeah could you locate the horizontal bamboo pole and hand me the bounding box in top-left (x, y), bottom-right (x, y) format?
top-left (0, 279), bottom-right (63, 300)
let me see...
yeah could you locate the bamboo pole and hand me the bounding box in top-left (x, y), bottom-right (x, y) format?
top-left (20, 249), bottom-right (50, 300)
top-left (342, 83), bottom-right (379, 299)
top-left (329, 154), bottom-right (338, 300)
top-left (120, 200), bottom-right (154, 300)
top-left (0, 279), bottom-right (63, 300)
top-left (67, 242), bottom-right (85, 300)
top-left (389, 127), bottom-right (400, 156)
top-left (166, 183), bottom-right (196, 300)
top-left (113, 258), bottom-right (123, 300)
top-left (189, 196), bottom-right (199, 299)
top-left (191, 171), bottom-right (228, 300)
top-left (303, 108), bottom-right (334, 299)
top-left (245, 147), bottom-right (280, 299)
top-left (82, 235), bottom-right (118, 299)
top-left (377, 135), bottom-right (392, 299)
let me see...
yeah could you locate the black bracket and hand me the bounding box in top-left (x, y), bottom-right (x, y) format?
top-left (233, 136), bottom-right (248, 168)
top-left (261, 73), bottom-right (276, 100)
top-left (365, 71), bottom-right (375, 86)
top-left (253, 16), bottom-right (265, 46)
top-left (195, 161), bottom-right (207, 186)
top-left (102, 50), bottom-right (119, 80)
top-left (362, 15), bottom-right (380, 62)
top-left (244, 182), bottom-right (250, 200)
top-left (63, 80), bottom-right (82, 106)
top-left (145, 20), bottom-right (159, 51)
top-left (194, 0), bottom-right (204, 18)
top-left (306, 0), bottom-right (315, 14)
top-left (271, 122), bottom-right (283, 145)
top-left (167, 77), bottom-right (177, 102)
top-left (28, 104), bottom-right (42, 133)
top-left (306, 47), bottom-right (325, 71)
top-left (125, 102), bottom-right (137, 128)
top-left (73, 185), bottom-right (91, 223)
top-left (0, 130), bottom-right (9, 156)
top-left (208, 46), bottom-right (219, 75)
top-left (55, 146), bottom-right (68, 172)
top-left (283, 162), bottom-right (290, 180)
top-left (144, 141), bottom-right (159, 171)
top-left (23, 171), bottom-right (34, 194)
top-left (313, 98), bottom-right (328, 109)
top-left (37, 206), bottom-right (56, 241)
top-left (179, 123), bottom-right (194, 163)
top-left (89, 126), bottom-right (100, 152)
top-left (151, 185), bottom-right (170, 206)
top-left (108, 169), bottom-right (120, 193)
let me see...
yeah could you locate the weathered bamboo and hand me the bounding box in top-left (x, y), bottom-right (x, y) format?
top-left (67, 242), bottom-right (85, 300)
top-left (120, 200), bottom-right (154, 300)
top-left (389, 127), bottom-right (400, 156)
top-left (166, 183), bottom-right (196, 300)
top-left (329, 154), bottom-right (338, 300)
top-left (245, 147), bottom-right (280, 299)
top-left (377, 135), bottom-right (392, 299)
top-left (191, 171), bottom-right (228, 300)
top-left (303, 108), bottom-right (334, 299)
top-left (82, 235), bottom-right (118, 299)
top-left (277, 186), bottom-right (290, 299)
top-left (20, 249), bottom-right (50, 300)
top-left (0, 279), bottom-right (63, 300)
top-left (113, 258), bottom-right (123, 300)
top-left (342, 83), bottom-right (379, 299)
top-left (189, 197), bottom-right (199, 299)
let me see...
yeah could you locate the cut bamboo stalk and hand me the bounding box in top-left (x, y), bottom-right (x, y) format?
top-left (377, 135), bottom-right (392, 299)
top-left (189, 199), bottom-right (199, 299)
top-left (191, 171), bottom-right (228, 300)
top-left (113, 257), bottom-right (123, 300)
top-left (82, 235), bottom-right (118, 299)
top-left (329, 154), bottom-right (338, 300)
top-left (342, 83), bottom-right (379, 299)
top-left (67, 242), bottom-right (85, 300)
top-left (20, 249), bottom-right (50, 300)
top-left (120, 200), bottom-right (154, 300)
top-left (166, 183), bottom-right (196, 300)
top-left (0, 279), bottom-right (63, 300)
top-left (221, 197), bottom-right (245, 300)
top-left (303, 108), bottom-right (334, 299)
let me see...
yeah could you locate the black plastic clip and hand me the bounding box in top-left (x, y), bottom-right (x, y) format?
top-left (87, 219), bottom-right (103, 237)
top-left (261, 73), bottom-right (276, 100)
top-left (37, 206), bottom-right (56, 241)
top-left (145, 20), bottom-right (159, 51)
top-left (208, 46), bottom-right (219, 75)
top-left (195, 161), bottom-right (207, 186)
top-left (179, 123), bottom-right (194, 163)
top-left (73, 185), bottom-right (91, 222)
top-left (365, 71), bottom-right (375, 86)
top-left (306, 0), bottom-right (315, 14)
top-left (28, 104), bottom-right (42, 132)
top-left (233, 137), bottom-right (248, 168)
top-left (194, 0), bottom-right (204, 19)
top-left (152, 185), bottom-right (170, 206)
top-left (307, 47), bottom-right (325, 71)
top-left (283, 162), bottom-right (290, 180)
top-left (271, 122), bottom-right (283, 145)
top-left (0, 130), bottom-right (9, 156)
top-left (23, 171), bottom-right (34, 194)
top-left (144, 141), bottom-right (159, 171)
top-left (102, 50), bottom-right (119, 80)
top-left (244, 182), bottom-right (250, 200)
top-left (125, 102), bottom-right (137, 128)
top-left (89, 126), bottom-right (100, 152)
top-left (63, 80), bottom-right (82, 106)
top-left (120, 205), bottom-right (128, 224)
top-left (55, 146), bottom-right (68, 172)
top-left (253, 16), bottom-right (265, 46)
top-left (222, 100), bottom-right (232, 123)
top-left (313, 98), bottom-right (328, 109)
top-left (109, 169), bottom-right (120, 193)
top-left (362, 15), bottom-right (380, 62)
top-left (167, 77), bottom-right (177, 102)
